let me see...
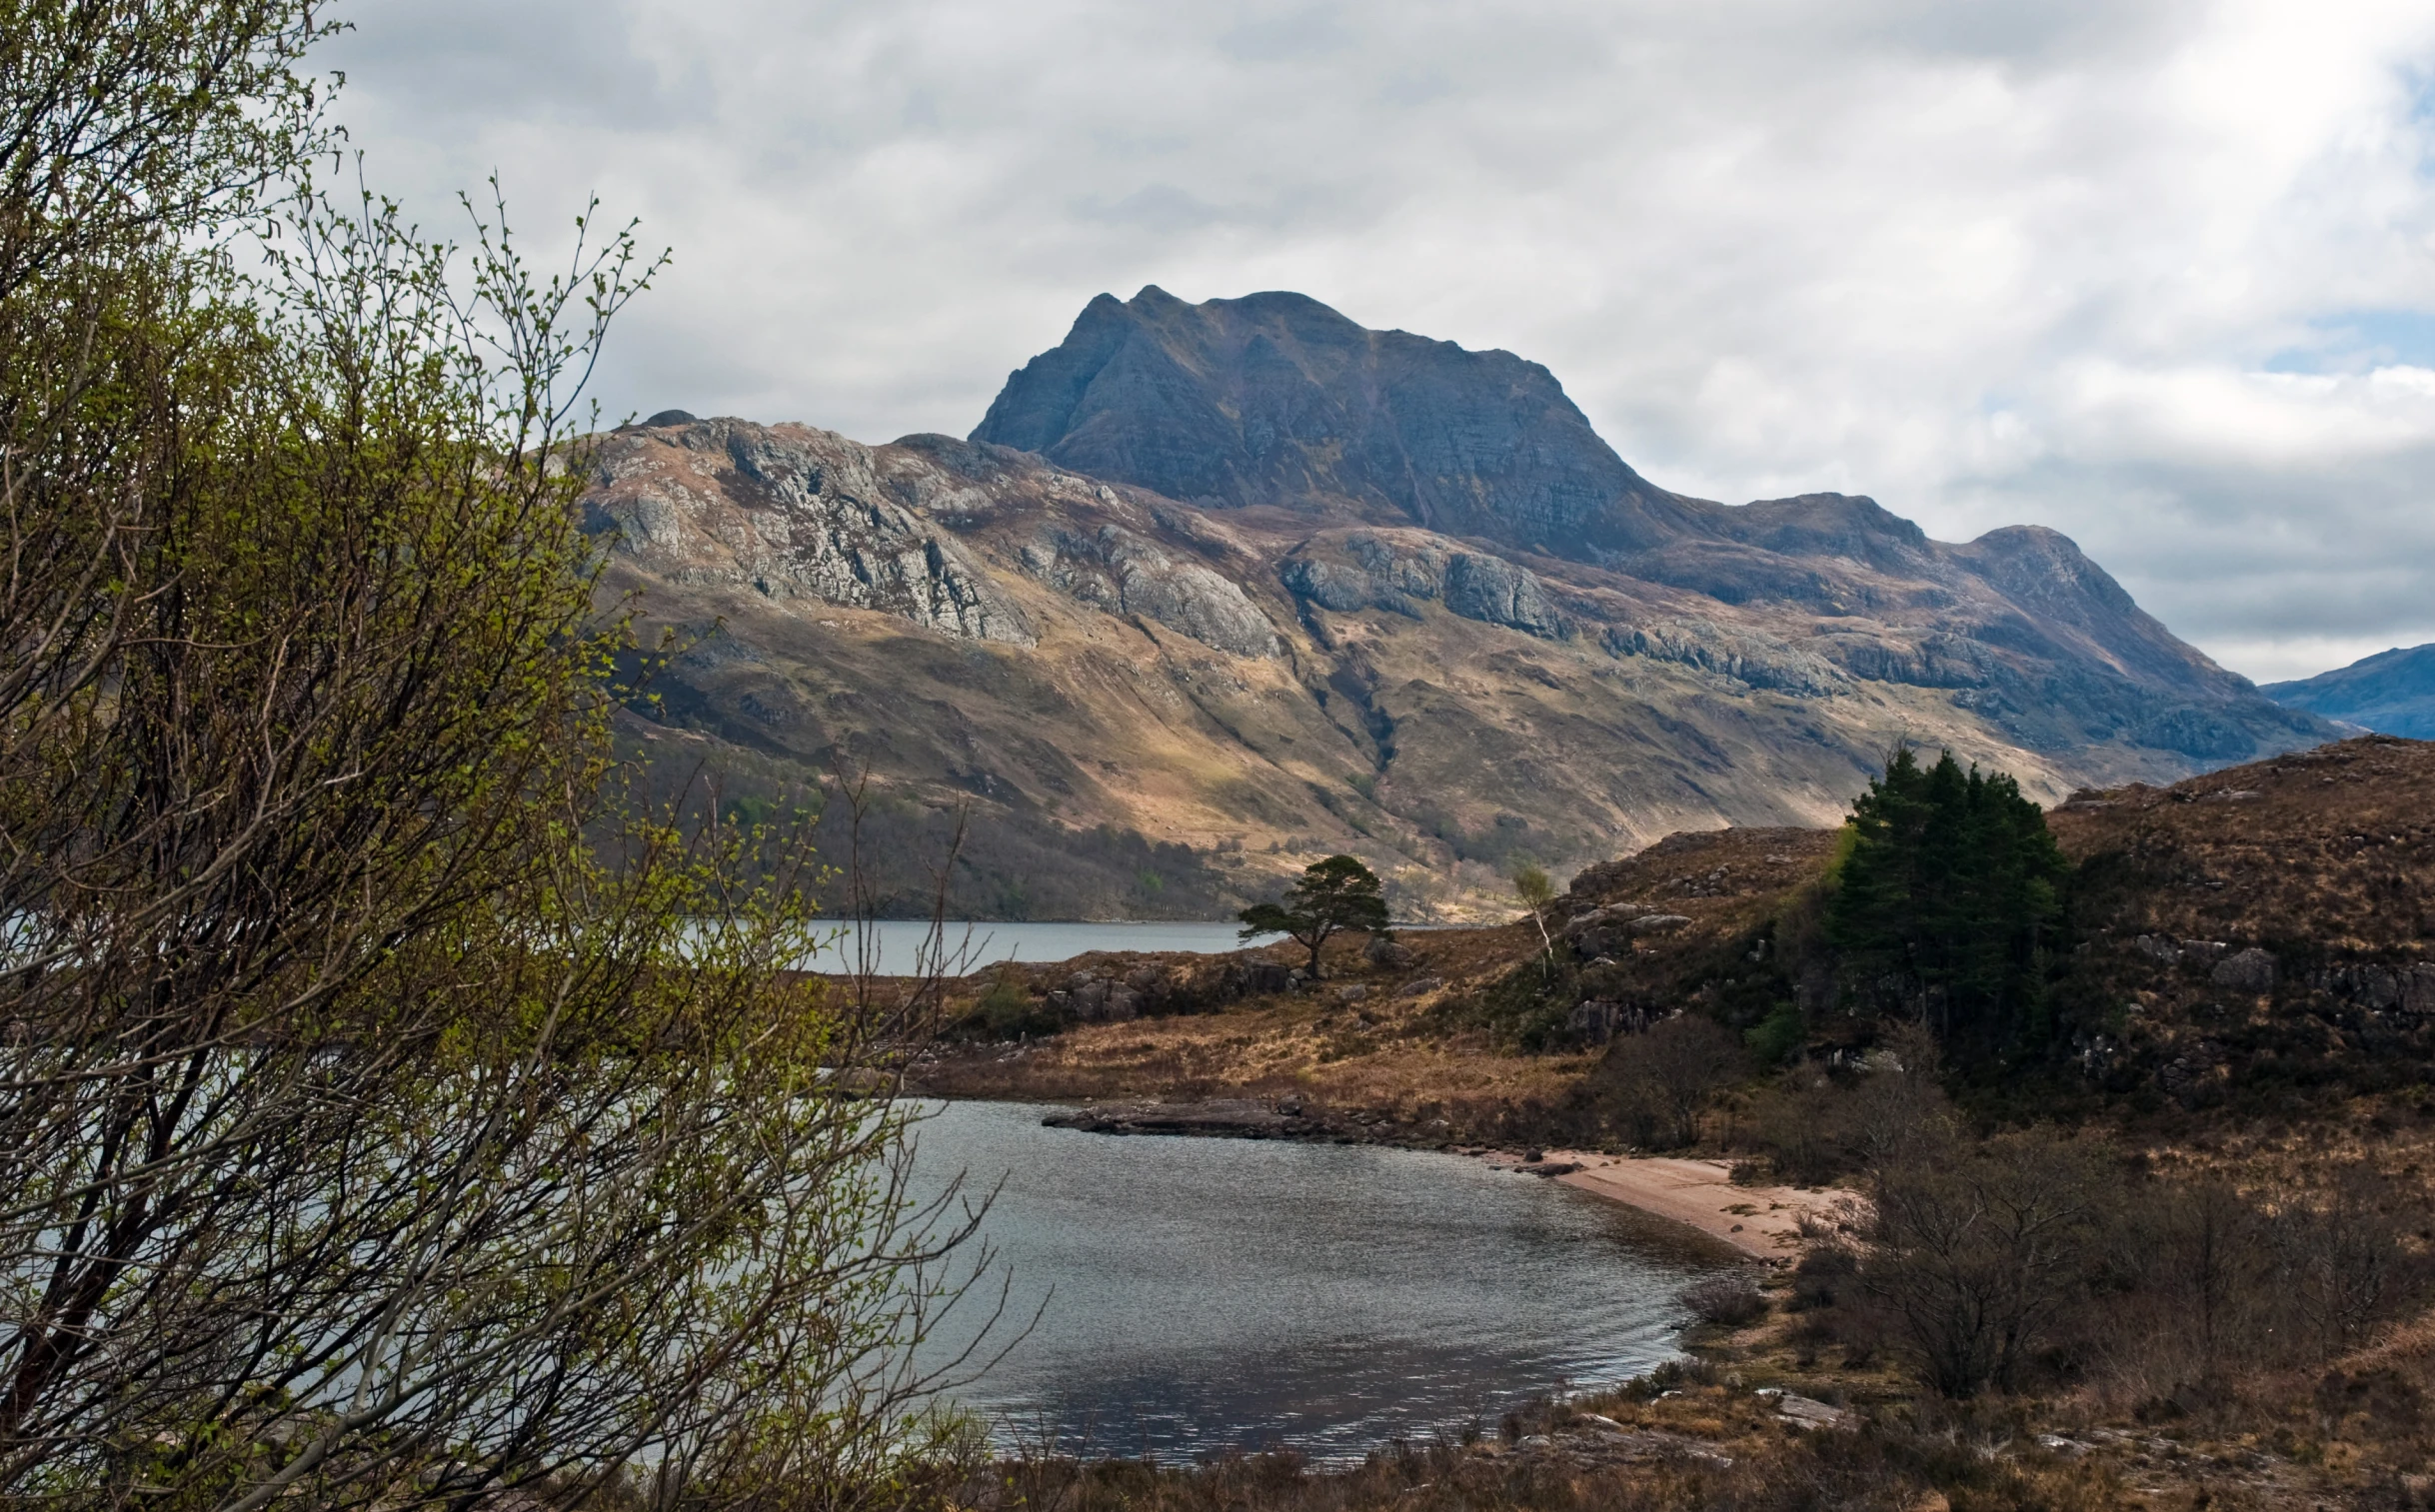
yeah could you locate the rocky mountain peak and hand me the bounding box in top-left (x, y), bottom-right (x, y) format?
top-left (972, 286), bottom-right (1670, 553)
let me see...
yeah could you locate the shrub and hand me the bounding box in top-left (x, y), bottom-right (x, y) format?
top-left (1680, 1274), bottom-right (1769, 1326)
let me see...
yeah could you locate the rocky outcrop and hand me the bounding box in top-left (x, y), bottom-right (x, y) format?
top-left (585, 418), bottom-right (1035, 645)
top-left (1020, 523), bottom-right (1278, 657)
top-left (1606, 619), bottom-right (1847, 698)
top-left (2209, 947), bottom-right (2277, 994)
top-left (2313, 960), bottom-right (2435, 1014)
top-left (1281, 542), bottom-right (1564, 638)
top-left (1442, 553), bottom-right (1566, 638)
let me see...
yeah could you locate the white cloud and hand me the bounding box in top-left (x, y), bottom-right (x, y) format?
top-left (321, 0), bottom-right (2435, 682)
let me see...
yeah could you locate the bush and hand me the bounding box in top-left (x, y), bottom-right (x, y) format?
top-left (1680, 1274), bottom-right (1769, 1326)
top-left (1791, 1244), bottom-right (1859, 1311)
top-left (1594, 1013), bottom-right (1742, 1149)
top-left (1744, 999), bottom-right (1807, 1063)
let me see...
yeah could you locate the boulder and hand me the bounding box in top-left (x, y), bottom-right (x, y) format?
top-left (1572, 926), bottom-right (1627, 959)
top-left (1333, 983), bottom-right (1371, 1004)
top-left (1237, 960), bottom-right (1294, 996)
top-left (1398, 976), bottom-right (1445, 997)
top-left (1568, 999), bottom-right (1646, 1043)
top-left (1628, 913), bottom-right (1693, 934)
top-left (2313, 960), bottom-right (2435, 1015)
top-left (1561, 901), bottom-right (1649, 936)
top-left (1363, 934), bottom-right (1415, 968)
top-left (2210, 947), bottom-right (2276, 995)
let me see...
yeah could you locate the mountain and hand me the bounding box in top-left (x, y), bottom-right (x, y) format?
top-left (2263, 643), bottom-right (2435, 740)
top-left (581, 291), bottom-right (2331, 918)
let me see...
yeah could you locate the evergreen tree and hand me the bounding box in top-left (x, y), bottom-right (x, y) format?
top-left (1827, 747), bottom-right (2067, 1056)
top-left (1239, 854), bottom-right (1390, 978)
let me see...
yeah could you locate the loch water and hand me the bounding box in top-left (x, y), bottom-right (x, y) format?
top-left (802, 919), bottom-right (1283, 977)
top-left (909, 1100), bottom-right (1721, 1464)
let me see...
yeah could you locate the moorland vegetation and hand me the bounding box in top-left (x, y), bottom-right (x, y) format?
top-left (926, 736), bottom-right (2435, 1506)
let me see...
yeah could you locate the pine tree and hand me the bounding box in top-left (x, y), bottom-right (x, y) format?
top-left (1828, 748), bottom-right (2067, 1057)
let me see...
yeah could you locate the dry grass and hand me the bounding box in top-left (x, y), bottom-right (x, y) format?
top-left (918, 923), bottom-right (1595, 1126)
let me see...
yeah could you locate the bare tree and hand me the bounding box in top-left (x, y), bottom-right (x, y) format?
top-left (1861, 1128), bottom-right (2110, 1398)
top-left (1597, 1014), bottom-right (1740, 1150)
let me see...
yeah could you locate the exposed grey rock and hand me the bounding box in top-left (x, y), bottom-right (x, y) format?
top-left (585, 419), bottom-right (1036, 646)
top-left (1569, 998), bottom-right (1647, 1042)
top-left (1628, 913), bottom-right (1693, 933)
top-left (1567, 919), bottom-right (1626, 954)
top-left (1363, 934), bottom-right (1415, 968)
top-left (1398, 976), bottom-right (1444, 996)
top-left (1333, 984), bottom-right (1371, 1003)
top-left (1235, 961), bottom-right (1294, 996)
top-left (1022, 522), bottom-right (1279, 657)
top-left (1754, 1390), bottom-right (1854, 1431)
top-left (2313, 961), bottom-right (2435, 1014)
top-left (1562, 902), bottom-right (1651, 934)
top-left (1277, 557), bottom-right (1374, 613)
top-left (2210, 947), bottom-right (2277, 995)
top-left (1604, 618), bottom-right (1847, 698)
top-left (1817, 630), bottom-right (1998, 689)
top-left (1442, 553), bottom-right (1566, 638)
top-left (2133, 934), bottom-right (2181, 965)
top-left (1344, 533), bottom-right (1449, 597)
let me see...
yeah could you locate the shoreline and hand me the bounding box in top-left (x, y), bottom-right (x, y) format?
top-left (1006, 1095), bottom-right (1850, 1263)
top-left (1535, 1152), bottom-right (1852, 1262)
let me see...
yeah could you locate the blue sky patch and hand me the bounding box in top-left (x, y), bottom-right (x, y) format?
top-left (2264, 310), bottom-right (2435, 375)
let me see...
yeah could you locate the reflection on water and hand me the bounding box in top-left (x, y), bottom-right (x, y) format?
top-left (803, 920), bottom-right (1282, 977)
top-left (909, 1101), bottom-right (1717, 1464)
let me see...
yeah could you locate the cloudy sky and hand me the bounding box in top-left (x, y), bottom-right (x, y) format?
top-left (325, 0), bottom-right (2435, 683)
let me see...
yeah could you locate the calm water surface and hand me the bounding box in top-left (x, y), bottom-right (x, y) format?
top-left (909, 1101), bottom-right (1718, 1464)
top-left (804, 920), bottom-right (1283, 976)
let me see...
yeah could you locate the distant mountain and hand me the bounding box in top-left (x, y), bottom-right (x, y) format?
top-left (581, 290), bottom-right (2332, 918)
top-left (2263, 644), bottom-right (2435, 740)
top-left (971, 286), bottom-right (1690, 555)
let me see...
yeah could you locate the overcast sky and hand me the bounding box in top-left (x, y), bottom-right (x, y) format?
top-left (324, 0), bottom-right (2435, 683)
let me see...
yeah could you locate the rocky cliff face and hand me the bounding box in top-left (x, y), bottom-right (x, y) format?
top-left (971, 286), bottom-right (1686, 553)
top-left (585, 294), bottom-right (2332, 918)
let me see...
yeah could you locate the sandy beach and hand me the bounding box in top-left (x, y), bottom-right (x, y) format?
top-left (1506, 1152), bottom-right (1856, 1261)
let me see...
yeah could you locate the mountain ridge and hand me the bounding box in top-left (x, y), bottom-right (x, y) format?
top-left (584, 290), bottom-right (2330, 917)
top-left (2264, 643), bottom-right (2435, 740)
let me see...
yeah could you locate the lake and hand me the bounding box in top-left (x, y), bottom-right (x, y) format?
top-left (803, 919), bottom-right (1284, 977)
top-left (908, 1100), bottom-right (1720, 1464)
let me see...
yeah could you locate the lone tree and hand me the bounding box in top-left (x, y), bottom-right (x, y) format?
top-left (1239, 854), bottom-right (1390, 979)
top-left (1512, 861), bottom-right (1556, 976)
